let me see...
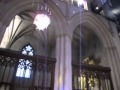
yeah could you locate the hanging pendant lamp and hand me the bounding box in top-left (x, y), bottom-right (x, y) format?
top-left (33, 0), bottom-right (51, 31)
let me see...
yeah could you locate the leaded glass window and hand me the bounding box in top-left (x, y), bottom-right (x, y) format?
top-left (16, 44), bottom-right (34, 78)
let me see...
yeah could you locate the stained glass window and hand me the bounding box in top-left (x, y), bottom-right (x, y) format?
top-left (16, 44), bottom-right (34, 78)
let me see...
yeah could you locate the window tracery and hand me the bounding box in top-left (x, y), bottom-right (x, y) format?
top-left (16, 44), bottom-right (34, 78)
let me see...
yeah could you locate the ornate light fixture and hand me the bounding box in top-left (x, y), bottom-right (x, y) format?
top-left (33, 0), bottom-right (51, 31)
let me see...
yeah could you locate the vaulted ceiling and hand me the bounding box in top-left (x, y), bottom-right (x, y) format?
top-left (3, 9), bottom-right (56, 48)
top-left (1, 0), bottom-right (120, 48)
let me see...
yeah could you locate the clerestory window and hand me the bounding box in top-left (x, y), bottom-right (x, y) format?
top-left (16, 44), bottom-right (34, 78)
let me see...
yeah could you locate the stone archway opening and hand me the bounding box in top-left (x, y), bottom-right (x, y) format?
top-left (0, 9), bottom-right (57, 58)
top-left (0, 8), bottom-right (57, 90)
top-left (72, 25), bottom-right (114, 90)
top-left (72, 25), bottom-right (103, 65)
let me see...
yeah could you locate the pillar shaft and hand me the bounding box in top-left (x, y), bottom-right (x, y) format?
top-left (105, 47), bottom-right (120, 90)
top-left (54, 36), bottom-right (72, 90)
top-left (0, 21), bottom-right (7, 44)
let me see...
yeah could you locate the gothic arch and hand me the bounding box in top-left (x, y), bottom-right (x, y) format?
top-left (70, 11), bottom-right (114, 48)
top-left (70, 11), bottom-right (120, 89)
top-left (0, 0), bottom-right (67, 41)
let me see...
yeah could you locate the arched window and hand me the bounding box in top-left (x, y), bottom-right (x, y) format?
top-left (16, 44), bottom-right (34, 78)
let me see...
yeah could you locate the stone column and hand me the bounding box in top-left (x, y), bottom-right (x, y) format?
top-left (105, 47), bottom-right (120, 90)
top-left (54, 35), bottom-right (72, 90)
top-left (64, 36), bottom-right (72, 90)
top-left (0, 21), bottom-right (7, 44)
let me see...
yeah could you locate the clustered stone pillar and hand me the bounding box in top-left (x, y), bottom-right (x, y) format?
top-left (105, 47), bottom-right (120, 90)
top-left (0, 21), bottom-right (7, 44)
top-left (54, 35), bottom-right (72, 90)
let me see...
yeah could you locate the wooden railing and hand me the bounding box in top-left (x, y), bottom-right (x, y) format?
top-left (0, 49), bottom-right (56, 90)
top-left (72, 64), bottom-right (114, 90)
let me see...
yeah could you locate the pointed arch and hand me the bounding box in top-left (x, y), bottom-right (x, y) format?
top-left (70, 11), bottom-right (120, 90)
top-left (16, 44), bottom-right (34, 78)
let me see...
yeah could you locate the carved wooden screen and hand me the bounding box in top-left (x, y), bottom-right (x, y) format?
top-left (72, 64), bottom-right (114, 90)
top-left (0, 49), bottom-right (56, 90)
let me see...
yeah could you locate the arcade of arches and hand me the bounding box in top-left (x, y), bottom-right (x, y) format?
top-left (0, 0), bottom-right (120, 90)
